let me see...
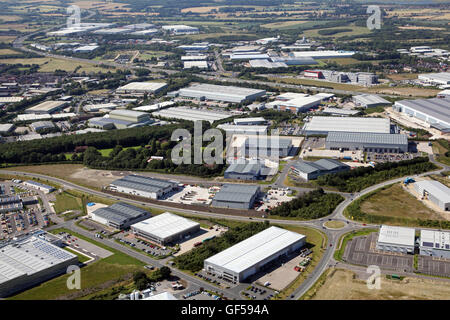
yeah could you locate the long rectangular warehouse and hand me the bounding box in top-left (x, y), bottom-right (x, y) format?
top-left (302, 116), bottom-right (391, 135)
top-left (212, 184), bottom-right (260, 209)
top-left (178, 84), bottom-right (266, 103)
top-left (325, 132), bottom-right (408, 153)
top-left (151, 106), bottom-right (232, 124)
top-left (0, 235), bottom-right (78, 297)
top-left (419, 230), bottom-right (450, 259)
top-left (394, 97), bottom-right (450, 128)
top-left (376, 225), bottom-right (415, 254)
top-left (131, 212), bottom-right (200, 245)
top-left (413, 180), bottom-right (450, 211)
top-left (204, 226), bottom-right (306, 282)
top-left (109, 175), bottom-right (178, 199)
top-left (90, 202), bottom-right (152, 230)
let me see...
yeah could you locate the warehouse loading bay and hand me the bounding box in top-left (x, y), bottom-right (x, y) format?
top-left (343, 233), bottom-right (450, 278)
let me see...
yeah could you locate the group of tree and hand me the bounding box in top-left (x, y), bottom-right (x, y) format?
top-left (174, 221), bottom-right (270, 272)
top-left (270, 188), bottom-right (344, 219)
top-left (133, 267), bottom-right (171, 290)
top-left (317, 157), bottom-right (437, 192)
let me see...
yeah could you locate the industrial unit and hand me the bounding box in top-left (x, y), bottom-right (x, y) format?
top-left (353, 94), bottom-right (392, 108)
top-left (233, 117), bottom-right (267, 126)
top-left (109, 175), bottom-right (178, 199)
top-left (151, 106), bottom-right (232, 123)
top-left (376, 225), bottom-right (416, 254)
top-left (161, 25), bottom-right (199, 35)
top-left (177, 84), bottom-right (266, 103)
top-left (204, 226), bottom-right (306, 282)
top-left (211, 184), bottom-right (260, 209)
top-left (231, 135), bottom-right (293, 158)
top-left (302, 116), bottom-right (392, 135)
top-left (413, 180), bottom-right (450, 211)
top-left (23, 180), bottom-right (55, 193)
top-left (116, 82), bottom-right (167, 95)
top-left (25, 101), bottom-right (68, 114)
top-left (90, 202), bottom-right (151, 230)
top-left (321, 107), bottom-right (359, 116)
top-left (183, 61), bottom-right (209, 69)
top-left (418, 73), bottom-right (450, 86)
top-left (325, 132), bottom-right (408, 153)
top-left (224, 162), bottom-right (267, 181)
top-left (290, 50), bottom-right (355, 59)
top-left (393, 97), bottom-right (450, 129)
top-left (0, 234), bottom-right (78, 297)
top-left (290, 158), bottom-right (350, 181)
top-left (0, 196), bottom-right (23, 214)
top-left (131, 212), bottom-right (200, 245)
top-left (217, 124), bottom-right (268, 135)
top-left (419, 230), bottom-right (450, 259)
top-left (30, 121), bottom-right (55, 133)
top-left (267, 93), bottom-right (325, 113)
top-left (0, 123), bottom-right (15, 134)
top-left (89, 109), bottom-right (154, 130)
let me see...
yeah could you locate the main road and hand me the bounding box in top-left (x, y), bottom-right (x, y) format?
top-left (2, 156), bottom-right (447, 300)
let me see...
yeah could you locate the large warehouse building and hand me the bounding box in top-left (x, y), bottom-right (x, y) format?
top-left (109, 175), bottom-right (178, 199)
top-left (224, 161), bottom-right (272, 181)
top-left (131, 212), bottom-right (200, 245)
top-left (25, 101), bottom-right (68, 114)
top-left (393, 97), bottom-right (450, 129)
top-left (325, 132), bottom-right (408, 153)
top-left (353, 94), bottom-right (392, 108)
top-left (413, 180), bottom-right (450, 211)
top-left (151, 106), bottom-right (232, 123)
top-left (90, 202), bottom-right (151, 230)
top-left (302, 116), bottom-right (392, 135)
top-left (230, 135), bottom-right (293, 158)
top-left (116, 82), bottom-right (167, 95)
top-left (290, 158), bottom-right (350, 181)
top-left (177, 84), bottom-right (266, 103)
top-left (418, 72), bottom-right (450, 86)
top-left (376, 225), bottom-right (416, 254)
top-left (419, 230), bottom-right (450, 259)
top-left (212, 184), bottom-right (260, 209)
top-left (0, 234), bottom-right (78, 297)
top-left (204, 226), bottom-right (306, 283)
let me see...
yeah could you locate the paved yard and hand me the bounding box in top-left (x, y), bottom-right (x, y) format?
top-left (174, 225), bottom-right (228, 256)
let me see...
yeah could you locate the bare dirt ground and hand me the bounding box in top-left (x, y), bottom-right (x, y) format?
top-left (311, 268), bottom-right (450, 300)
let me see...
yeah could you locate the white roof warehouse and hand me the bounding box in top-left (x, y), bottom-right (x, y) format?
top-left (394, 97), bottom-right (450, 129)
top-left (376, 225), bottom-right (416, 254)
top-left (302, 116), bottom-right (392, 135)
top-left (204, 226), bottom-right (306, 282)
top-left (177, 83), bottom-right (266, 103)
top-left (131, 212), bottom-right (200, 245)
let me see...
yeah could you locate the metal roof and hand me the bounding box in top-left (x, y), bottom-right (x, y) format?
top-left (292, 158), bottom-right (348, 174)
top-left (303, 116), bottom-right (391, 134)
top-left (326, 132), bottom-right (408, 145)
top-left (420, 230), bottom-right (450, 250)
top-left (152, 107), bottom-right (232, 123)
top-left (179, 84), bottom-right (265, 101)
top-left (377, 225), bottom-right (415, 247)
top-left (27, 101), bottom-right (66, 113)
top-left (131, 212), bottom-right (199, 240)
top-left (204, 226), bottom-right (305, 274)
top-left (213, 184), bottom-right (259, 203)
top-left (395, 97), bottom-right (450, 125)
top-left (353, 94), bottom-right (391, 106)
top-left (117, 82), bottom-right (167, 92)
top-left (111, 175), bottom-right (176, 194)
top-left (414, 180), bottom-right (450, 204)
top-left (234, 117), bottom-right (266, 124)
top-left (109, 109), bottom-right (148, 118)
top-left (225, 162), bottom-right (262, 175)
top-left (322, 107), bottom-right (359, 116)
top-left (0, 236), bottom-right (76, 285)
top-left (24, 180), bottom-right (54, 190)
top-left (92, 202), bottom-right (149, 224)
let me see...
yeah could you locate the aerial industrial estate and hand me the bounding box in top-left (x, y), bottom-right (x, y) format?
top-left (0, 0), bottom-right (449, 307)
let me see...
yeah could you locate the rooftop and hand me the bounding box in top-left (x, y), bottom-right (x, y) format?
top-left (326, 132), bottom-right (408, 145)
top-left (395, 97), bottom-right (450, 125)
top-left (116, 82), bottom-right (167, 92)
top-left (92, 202), bottom-right (149, 225)
top-left (377, 225), bottom-right (415, 247)
top-left (420, 230), bottom-right (450, 251)
top-left (292, 158), bottom-right (349, 174)
top-left (303, 116), bottom-right (391, 134)
top-left (131, 212), bottom-right (199, 240)
top-left (204, 226), bottom-right (305, 274)
top-left (111, 175), bottom-right (176, 194)
top-left (152, 107), bottom-right (232, 123)
top-left (414, 180), bottom-right (450, 203)
top-left (353, 94), bottom-right (391, 106)
top-left (213, 184), bottom-right (259, 204)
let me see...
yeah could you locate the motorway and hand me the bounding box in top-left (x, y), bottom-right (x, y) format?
top-left (2, 155), bottom-right (448, 300)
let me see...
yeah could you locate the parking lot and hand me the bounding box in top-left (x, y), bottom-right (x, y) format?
top-left (417, 256), bottom-right (450, 278)
top-left (57, 231), bottom-right (113, 260)
top-left (366, 152), bottom-right (416, 163)
top-left (241, 284), bottom-right (274, 300)
top-left (343, 233), bottom-right (414, 272)
top-left (115, 231), bottom-right (172, 257)
top-left (173, 225), bottom-right (228, 256)
top-left (256, 248), bottom-right (312, 291)
top-left (163, 185), bottom-right (213, 205)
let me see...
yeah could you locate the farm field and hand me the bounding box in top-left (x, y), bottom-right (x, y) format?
top-left (304, 268), bottom-right (450, 300)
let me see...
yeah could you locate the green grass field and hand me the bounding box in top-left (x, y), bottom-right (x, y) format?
top-left (8, 228), bottom-right (145, 300)
top-left (53, 192), bottom-right (83, 214)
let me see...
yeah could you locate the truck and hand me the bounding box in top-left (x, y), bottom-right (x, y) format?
top-left (194, 242), bottom-right (202, 247)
